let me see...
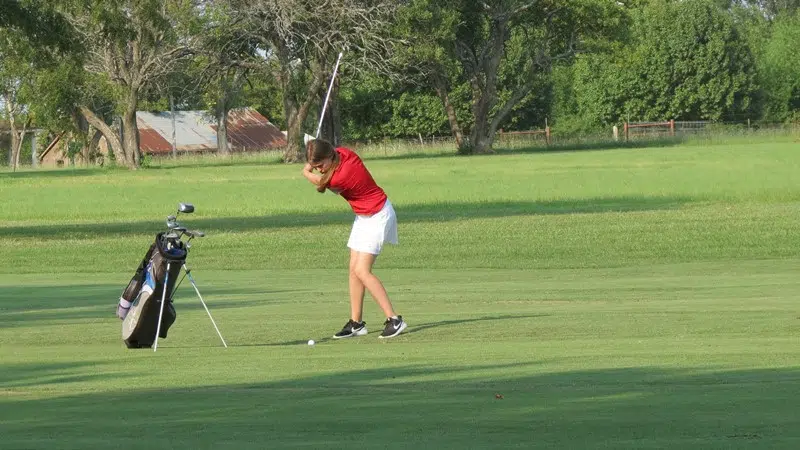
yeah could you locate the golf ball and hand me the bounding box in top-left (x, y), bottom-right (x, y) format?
top-left (307, 339), bottom-right (315, 346)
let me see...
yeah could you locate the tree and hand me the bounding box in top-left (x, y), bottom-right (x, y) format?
top-left (399, 0), bottom-right (625, 154)
top-left (759, 12), bottom-right (800, 121)
top-left (631, 0), bottom-right (759, 121)
top-left (220, 0), bottom-right (398, 162)
top-left (0, 1), bottom-right (83, 169)
top-left (0, 0), bottom-right (75, 52)
top-left (0, 30), bottom-right (35, 170)
top-left (0, 39), bottom-right (34, 170)
top-left (569, 0), bottom-right (759, 125)
top-left (61, 0), bottom-right (197, 168)
top-left (191, 5), bottom-right (254, 156)
top-left (393, 0), bottom-right (468, 147)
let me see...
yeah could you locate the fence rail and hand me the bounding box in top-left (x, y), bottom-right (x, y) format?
top-left (342, 121), bottom-right (798, 152)
top-left (5, 120), bottom-right (799, 168)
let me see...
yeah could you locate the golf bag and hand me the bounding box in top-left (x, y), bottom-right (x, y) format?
top-left (117, 232), bottom-right (187, 348)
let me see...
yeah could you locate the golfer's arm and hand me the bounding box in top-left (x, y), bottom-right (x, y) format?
top-left (302, 166), bottom-right (322, 187)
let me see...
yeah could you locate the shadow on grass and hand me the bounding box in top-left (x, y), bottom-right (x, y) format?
top-left (145, 157), bottom-right (283, 171)
top-left (0, 363), bottom-right (797, 448)
top-left (0, 282), bottom-right (294, 326)
top-left (404, 313), bottom-right (549, 335)
top-left (0, 361), bottom-right (117, 389)
top-left (237, 314), bottom-right (550, 347)
top-left (0, 196), bottom-right (694, 240)
top-left (0, 167), bottom-right (120, 179)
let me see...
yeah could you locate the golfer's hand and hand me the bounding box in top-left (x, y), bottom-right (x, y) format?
top-left (302, 163), bottom-right (322, 187)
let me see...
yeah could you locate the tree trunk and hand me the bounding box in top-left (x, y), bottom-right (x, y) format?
top-left (471, 132), bottom-right (494, 154)
top-left (3, 100), bottom-right (24, 171)
top-left (9, 130), bottom-right (20, 171)
top-left (283, 112), bottom-right (303, 163)
top-left (468, 77), bottom-right (497, 154)
top-left (215, 75), bottom-right (232, 155)
top-left (79, 106), bottom-right (127, 165)
top-left (87, 129), bottom-right (103, 166)
top-left (121, 103), bottom-right (140, 168)
top-left (216, 105), bottom-right (229, 155)
top-left (433, 75), bottom-right (465, 149)
top-left (467, 90), bottom-right (495, 154)
top-left (279, 56), bottom-right (304, 163)
top-left (8, 118), bottom-right (29, 171)
top-left (31, 131), bottom-right (38, 168)
top-left (14, 119), bottom-right (30, 169)
top-left (279, 51), bottom-right (330, 163)
top-left (8, 117), bottom-right (19, 170)
top-left (456, 13), bottom-right (508, 155)
top-left (282, 85), bottom-right (322, 162)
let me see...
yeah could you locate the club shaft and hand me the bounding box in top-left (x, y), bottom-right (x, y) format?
top-left (315, 52), bottom-right (344, 139)
top-left (153, 263), bottom-right (170, 352)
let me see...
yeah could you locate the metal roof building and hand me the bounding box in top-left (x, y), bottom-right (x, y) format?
top-left (137, 107), bottom-right (287, 154)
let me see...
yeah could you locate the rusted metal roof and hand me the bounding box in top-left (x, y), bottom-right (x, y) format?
top-left (221, 108), bottom-right (288, 150)
top-left (138, 126), bottom-right (174, 153)
top-left (136, 107), bottom-right (286, 155)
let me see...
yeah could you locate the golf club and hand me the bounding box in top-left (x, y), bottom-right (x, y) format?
top-left (314, 51), bottom-right (344, 140)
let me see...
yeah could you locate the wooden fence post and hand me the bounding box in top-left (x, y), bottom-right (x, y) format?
top-left (669, 119), bottom-right (675, 136)
top-left (623, 122), bottom-right (629, 142)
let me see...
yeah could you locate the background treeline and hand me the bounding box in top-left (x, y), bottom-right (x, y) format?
top-left (0, 0), bottom-right (798, 168)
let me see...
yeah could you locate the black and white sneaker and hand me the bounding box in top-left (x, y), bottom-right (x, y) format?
top-left (333, 319), bottom-right (368, 339)
top-left (379, 316), bottom-right (407, 339)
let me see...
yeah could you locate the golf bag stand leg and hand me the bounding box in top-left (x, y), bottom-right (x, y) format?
top-left (184, 263), bottom-right (228, 348)
top-left (153, 262), bottom-right (171, 352)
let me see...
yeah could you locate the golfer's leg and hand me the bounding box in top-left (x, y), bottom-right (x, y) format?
top-left (348, 249), bottom-right (366, 322)
top-left (352, 250), bottom-right (396, 318)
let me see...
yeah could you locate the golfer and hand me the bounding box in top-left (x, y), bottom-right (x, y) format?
top-left (302, 139), bottom-right (407, 339)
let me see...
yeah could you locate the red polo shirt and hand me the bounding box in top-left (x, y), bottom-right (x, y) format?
top-left (327, 147), bottom-right (387, 215)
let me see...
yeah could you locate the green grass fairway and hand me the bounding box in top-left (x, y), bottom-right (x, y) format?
top-left (2, 141), bottom-right (800, 449)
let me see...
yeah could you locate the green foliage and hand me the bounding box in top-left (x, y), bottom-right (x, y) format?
top-left (564, 0), bottom-right (760, 127)
top-left (338, 74), bottom-right (393, 140)
top-left (551, 63), bottom-right (615, 134)
top-left (0, 0), bottom-right (77, 53)
top-left (139, 152), bottom-right (153, 168)
top-left (66, 139), bottom-right (82, 162)
top-left (384, 91), bottom-right (449, 138)
top-left (633, 0), bottom-right (758, 120)
top-left (394, 0), bottom-right (628, 153)
top-left (337, 73), bottom-right (472, 141)
top-left (238, 73), bottom-right (287, 128)
top-left (758, 12), bottom-right (800, 122)
top-left (28, 60), bottom-right (85, 131)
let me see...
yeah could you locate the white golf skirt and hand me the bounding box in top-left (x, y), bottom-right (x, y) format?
top-left (347, 199), bottom-right (398, 255)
